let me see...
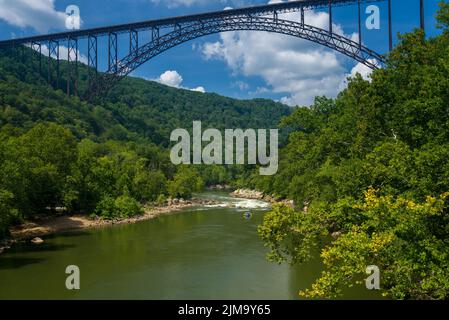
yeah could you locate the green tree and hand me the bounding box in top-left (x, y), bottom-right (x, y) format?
top-left (0, 189), bottom-right (19, 238)
top-left (168, 166), bottom-right (204, 199)
top-left (257, 2), bottom-right (449, 300)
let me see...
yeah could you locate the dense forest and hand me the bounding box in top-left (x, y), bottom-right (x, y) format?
top-left (254, 2), bottom-right (449, 300)
top-left (0, 45), bottom-right (290, 238)
top-left (0, 1), bottom-right (448, 301)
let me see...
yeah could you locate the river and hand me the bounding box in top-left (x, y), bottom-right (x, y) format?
top-left (0, 191), bottom-right (380, 300)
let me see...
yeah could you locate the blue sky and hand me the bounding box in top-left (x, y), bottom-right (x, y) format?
top-left (0, 0), bottom-right (443, 105)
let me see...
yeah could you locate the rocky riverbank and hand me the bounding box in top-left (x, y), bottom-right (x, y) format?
top-left (1, 197), bottom-right (218, 254)
top-left (207, 184), bottom-right (232, 190)
top-left (231, 189), bottom-right (295, 207)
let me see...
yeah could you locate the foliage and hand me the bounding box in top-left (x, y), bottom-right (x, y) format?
top-left (168, 166), bottom-right (205, 199)
top-left (114, 194), bottom-right (144, 218)
top-left (94, 195), bottom-right (117, 220)
top-left (298, 189), bottom-right (449, 300)
top-left (0, 189), bottom-right (19, 238)
top-left (0, 43), bottom-right (287, 230)
top-left (257, 3), bottom-right (449, 299)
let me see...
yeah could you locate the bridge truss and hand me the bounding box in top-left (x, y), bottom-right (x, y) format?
top-left (0, 0), bottom-right (426, 100)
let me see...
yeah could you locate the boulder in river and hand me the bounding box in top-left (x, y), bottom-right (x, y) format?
top-left (31, 237), bottom-right (44, 245)
top-left (231, 189), bottom-right (264, 200)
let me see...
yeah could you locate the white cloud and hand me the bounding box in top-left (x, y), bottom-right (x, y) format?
top-left (233, 81), bottom-right (249, 91)
top-left (156, 70), bottom-right (206, 93)
top-left (191, 86), bottom-right (206, 93)
top-left (349, 59), bottom-right (378, 80)
top-left (201, 0), bottom-right (365, 106)
top-left (158, 70), bottom-right (184, 87)
top-left (0, 0), bottom-right (66, 33)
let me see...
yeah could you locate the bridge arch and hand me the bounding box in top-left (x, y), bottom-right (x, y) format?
top-left (86, 16), bottom-right (384, 99)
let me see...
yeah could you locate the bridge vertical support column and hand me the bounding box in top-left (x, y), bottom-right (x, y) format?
top-left (48, 40), bottom-right (59, 87)
top-left (301, 7), bottom-right (305, 26)
top-left (88, 35), bottom-right (98, 88)
top-left (67, 37), bottom-right (78, 96)
top-left (388, 0), bottom-right (393, 51)
top-left (420, 0), bottom-right (425, 33)
top-left (329, 0), bottom-right (333, 34)
top-left (358, 0), bottom-right (362, 49)
top-left (174, 23), bottom-right (182, 35)
top-left (152, 27), bottom-right (160, 45)
top-left (130, 29), bottom-right (139, 57)
top-left (31, 42), bottom-right (42, 74)
top-left (108, 32), bottom-right (118, 72)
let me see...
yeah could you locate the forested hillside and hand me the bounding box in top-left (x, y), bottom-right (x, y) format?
top-left (0, 47), bottom-right (290, 237)
top-left (256, 2), bottom-right (449, 300)
top-left (0, 50), bottom-right (290, 145)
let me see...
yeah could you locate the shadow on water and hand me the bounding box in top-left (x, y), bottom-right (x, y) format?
top-left (6, 242), bottom-right (76, 255)
top-left (0, 257), bottom-right (46, 270)
top-left (44, 230), bottom-right (91, 239)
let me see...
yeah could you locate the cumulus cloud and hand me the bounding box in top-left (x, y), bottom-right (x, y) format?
top-left (201, 0), bottom-right (366, 106)
top-left (156, 70), bottom-right (206, 93)
top-left (191, 86), bottom-right (206, 93)
top-left (349, 59), bottom-right (378, 80)
top-left (233, 81), bottom-right (249, 91)
top-left (0, 0), bottom-right (66, 33)
top-left (158, 70), bottom-right (184, 87)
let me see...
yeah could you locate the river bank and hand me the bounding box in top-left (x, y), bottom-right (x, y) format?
top-left (1, 189), bottom-right (283, 254)
top-left (0, 197), bottom-right (219, 254)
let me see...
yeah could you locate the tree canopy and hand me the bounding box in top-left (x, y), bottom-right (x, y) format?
top-left (256, 2), bottom-right (449, 299)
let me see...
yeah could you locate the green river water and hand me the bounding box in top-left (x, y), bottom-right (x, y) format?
top-left (0, 192), bottom-right (380, 300)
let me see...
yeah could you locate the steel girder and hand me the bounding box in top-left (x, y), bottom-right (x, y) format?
top-left (85, 16), bottom-right (384, 100)
top-left (88, 35), bottom-right (98, 87)
top-left (31, 42), bottom-right (42, 73)
top-left (67, 37), bottom-right (78, 95)
top-left (48, 40), bottom-right (60, 86)
top-left (108, 32), bottom-right (118, 72)
top-left (0, 0), bottom-right (387, 48)
top-left (130, 29), bottom-right (139, 56)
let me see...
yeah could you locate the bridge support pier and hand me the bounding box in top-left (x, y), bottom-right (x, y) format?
top-left (420, 0), bottom-right (425, 33)
top-left (31, 42), bottom-right (42, 74)
top-left (152, 27), bottom-right (160, 44)
top-left (358, 0), bottom-right (362, 49)
top-left (130, 29), bottom-right (139, 57)
top-left (388, 0), bottom-right (393, 51)
top-left (67, 37), bottom-right (78, 96)
top-left (108, 32), bottom-right (118, 72)
top-left (88, 35), bottom-right (98, 88)
top-left (48, 40), bottom-right (59, 88)
top-left (301, 7), bottom-right (305, 26)
top-left (174, 23), bottom-right (182, 35)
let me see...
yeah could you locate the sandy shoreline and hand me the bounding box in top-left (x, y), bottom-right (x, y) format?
top-left (0, 198), bottom-right (218, 253)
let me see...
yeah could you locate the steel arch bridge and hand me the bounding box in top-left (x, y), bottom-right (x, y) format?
top-left (0, 0), bottom-right (426, 100)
